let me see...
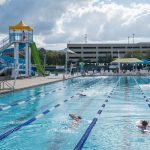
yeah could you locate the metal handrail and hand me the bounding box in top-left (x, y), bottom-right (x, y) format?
top-left (9, 33), bottom-right (33, 43)
top-left (0, 32), bottom-right (33, 52)
top-left (0, 80), bottom-right (14, 91)
top-left (0, 36), bottom-right (10, 50)
top-left (0, 36), bottom-right (9, 45)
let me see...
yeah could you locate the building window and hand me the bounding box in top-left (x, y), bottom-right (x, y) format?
top-left (83, 52), bottom-right (96, 54)
top-left (75, 52), bottom-right (81, 54)
top-left (127, 46), bottom-right (140, 49)
top-left (113, 47), bottom-right (125, 49)
top-left (98, 47), bottom-right (111, 49)
top-left (113, 52), bottom-right (118, 54)
top-left (69, 57), bottom-right (81, 59)
top-left (83, 47), bottom-right (96, 49)
top-left (112, 51), bottom-right (125, 54)
top-left (69, 47), bottom-right (81, 49)
top-left (142, 46), bottom-right (150, 49)
top-left (83, 57), bottom-right (96, 59)
top-left (99, 51), bottom-right (111, 54)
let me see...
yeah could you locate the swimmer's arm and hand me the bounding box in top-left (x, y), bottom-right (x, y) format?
top-left (136, 124), bottom-right (142, 128)
top-left (136, 121), bottom-right (142, 128)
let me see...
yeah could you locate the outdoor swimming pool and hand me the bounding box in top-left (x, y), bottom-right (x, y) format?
top-left (0, 76), bottom-right (150, 150)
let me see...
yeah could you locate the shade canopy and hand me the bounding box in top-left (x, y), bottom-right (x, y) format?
top-left (138, 59), bottom-right (150, 64)
top-left (111, 58), bottom-right (143, 63)
top-left (9, 21), bottom-right (33, 31)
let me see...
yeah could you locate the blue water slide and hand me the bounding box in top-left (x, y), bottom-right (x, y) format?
top-left (0, 56), bottom-right (25, 64)
top-left (0, 43), bottom-right (26, 65)
top-left (1, 43), bottom-right (26, 54)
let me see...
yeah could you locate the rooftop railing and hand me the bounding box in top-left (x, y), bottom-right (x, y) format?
top-left (0, 36), bottom-right (11, 51)
top-left (0, 32), bottom-right (33, 52)
top-left (9, 32), bottom-right (33, 43)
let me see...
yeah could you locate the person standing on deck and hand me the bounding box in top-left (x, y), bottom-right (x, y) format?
top-left (22, 30), bottom-right (26, 41)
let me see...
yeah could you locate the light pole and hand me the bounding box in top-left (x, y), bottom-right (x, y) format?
top-left (44, 52), bottom-right (46, 72)
top-left (64, 47), bottom-right (75, 75)
top-left (118, 49), bottom-right (120, 73)
top-left (133, 34), bottom-right (135, 44)
top-left (128, 36), bottom-right (130, 44)
top-left (131, 34), bottom-right (135, 58)
top-left (85, 34), bottom-right (87, 43)
top-left (65, 48), bottom-right (68, 74)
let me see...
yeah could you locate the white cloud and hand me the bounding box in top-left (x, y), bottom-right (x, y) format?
top-left (34, 35), bottom-right (46, 48)
top-left (49, 1), bottom-right (150, 46)
top-left (1, 0), bottom-right (150, 50)
top-left (0, 0), bottom-right (7, 5)
top-left (34, 35), bottom-right (66, 50)
top-left (0, 33), bottom-right (7, 40)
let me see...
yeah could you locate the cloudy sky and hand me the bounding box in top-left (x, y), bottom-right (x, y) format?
top-left (0, 0), bottom-right (150, 50)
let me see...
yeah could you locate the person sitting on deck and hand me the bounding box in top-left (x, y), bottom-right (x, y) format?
top-left (136, 120), bottom-right (150, 132)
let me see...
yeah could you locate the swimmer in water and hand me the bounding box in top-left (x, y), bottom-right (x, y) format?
top-left (69, 114), bottom-right (82, 122)
top-left (76, 93), bottom-right (86, 96)
top-left (69, 114), bottom-right (82, 128)
top-left (136, 120), bottom-right (150, 132)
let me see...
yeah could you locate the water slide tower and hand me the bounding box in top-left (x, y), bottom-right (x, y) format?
top-left (9, 21), bottom-right (33, 77)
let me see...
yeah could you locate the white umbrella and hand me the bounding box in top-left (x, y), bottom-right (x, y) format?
top-left (61, 48), bottom-right (75, 74)
top-left (63, 48), bottom-right (75, 53)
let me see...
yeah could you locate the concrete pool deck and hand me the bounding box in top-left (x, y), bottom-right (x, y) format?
top-left (0, 74), bottom-right (80, 94)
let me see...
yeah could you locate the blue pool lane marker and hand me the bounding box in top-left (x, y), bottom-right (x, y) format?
top-left (74, 79), bottom-right (120, 150)
top-left (133, 77), bottom-right (150, 107)
top-left (0, 78), bottom-right (100, 141)
top-left (0, 78), bottom-right (90, 112)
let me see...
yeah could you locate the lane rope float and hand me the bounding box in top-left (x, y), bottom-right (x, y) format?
top-left (2, 76), bottom-right (113, 112)
top-left (74, 78), bottom-right (120, 150)
top-left (0, 77), bottom-right (85, 107)
top-left (0, 78), bottom-right (92, 112)
top-left (133, 77), bottom-right (150, 107)
top-left (0, 78), bottom-right (108, 133)
top-left (0, 78), bottom-right (104, 141)
top-left (0, 77), bottom-right (115, 131)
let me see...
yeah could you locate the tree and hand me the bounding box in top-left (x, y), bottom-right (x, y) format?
top-left (38, 49), bottom-right (65, 66)
top-left (144, 50), bottom-right (150, 59)
top-left (98, 54), bottom-right (112, 64)
top-left (98, 56), bottom-right (105, 63)
top-left (77, 57), bottom-right (84, 66)
top-left (124, 50), bottom-right (144, 59)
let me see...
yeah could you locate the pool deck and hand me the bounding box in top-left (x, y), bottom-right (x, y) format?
top-left (0, 74), bottom-right (80, 95)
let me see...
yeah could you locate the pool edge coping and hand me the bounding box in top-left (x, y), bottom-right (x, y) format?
top-left (0, 75), bottom-right (81, 95)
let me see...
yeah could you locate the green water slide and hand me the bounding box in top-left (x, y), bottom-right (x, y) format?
top-left (30, 42), bottom-right (45, 75)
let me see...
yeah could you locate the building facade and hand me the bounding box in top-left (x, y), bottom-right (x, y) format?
top-left (67, 43), bottom-right (150, 64)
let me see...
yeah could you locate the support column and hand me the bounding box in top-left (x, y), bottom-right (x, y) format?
top-left (118, 50), bottom-right (120, 73)
top-left (65, 48), bottom-right (68, 74)
top-left (14, 43), bottom-right (19, 66)
top-left (96, 47), bottom-right (98, 65)
top-left (25, 43), bottom-right (29, 77)
top-left (12, 43), bottom-right (19, 78)
top-left (29, 46), bottom-right (32, 76)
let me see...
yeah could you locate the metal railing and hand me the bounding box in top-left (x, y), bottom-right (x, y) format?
top-left (0, 80), bottom-right (14, 91)
top-left (9, 33), bottom-right (33, 43)
top-left (0, 36), bottom-right (11, 51)
top-left (0, 32), bottom-right (33, 52)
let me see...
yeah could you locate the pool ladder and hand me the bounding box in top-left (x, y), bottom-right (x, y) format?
top-left (0, 80), bottom-right (14, 92)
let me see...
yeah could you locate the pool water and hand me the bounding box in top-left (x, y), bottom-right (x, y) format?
top-left (0, 76), bottom-right (150, 150)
